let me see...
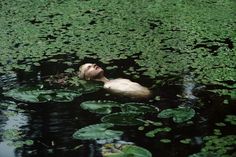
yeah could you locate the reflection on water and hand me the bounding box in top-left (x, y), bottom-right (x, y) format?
top-left (182, 74), bottom-right (197, 101)
top-left (0, 102), bottom-right (28, 157)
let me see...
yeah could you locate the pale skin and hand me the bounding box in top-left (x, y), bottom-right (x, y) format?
top-left (78, 63), bottom-right (152, 99)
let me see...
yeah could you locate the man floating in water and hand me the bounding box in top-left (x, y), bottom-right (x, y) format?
top-left (78, 63), bottom-right (152, 99)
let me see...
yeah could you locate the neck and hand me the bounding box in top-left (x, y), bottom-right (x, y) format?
top-left (94, 76), bottom-right (109, 83)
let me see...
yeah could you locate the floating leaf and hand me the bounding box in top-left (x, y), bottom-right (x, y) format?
top-left (73, 123), bottom-right (123, 140)
top-left (158, 107), bottom-right (195, 123)
top-left (160, 139), bottom-right (171, 143)
top-left (190, 135), bottom-right (236, 157)
top-left (180, 138), bottom-right (191, 144)
top-left (215, 122), bottom-right (226, 127)
top-left (64, 68), bottom-right (75, 73)
top-left (121, 103), bottom-right (159, 113)
top-left (3, 87), bottom-right (54, 103)
top-left (80, 101), bottom-right (120, 114)
top-left (225, 115), bottom-right (236, 125)
top-left (101, 112), bottom-right (144, 126)
top-left (68, 77), bottom-right (102, 93)
top-left (4, 86), bottom-right (85, 103)
top-left (53, 90), bottom-right (82, 102)
top-left (24, 140), bottom-right (34, 146)
top-left (102, 144), bottom-right (152, 157)
top-left (145, 127), bottom-right (171, 138)
top-left (3, 129), bottom-right (22, 141)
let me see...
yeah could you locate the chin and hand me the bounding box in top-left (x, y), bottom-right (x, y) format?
top-left (93, 70), bottom-right (104, 79)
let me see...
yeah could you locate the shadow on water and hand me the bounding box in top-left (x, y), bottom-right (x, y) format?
top-left (0, 54), bottom-right (236, 157)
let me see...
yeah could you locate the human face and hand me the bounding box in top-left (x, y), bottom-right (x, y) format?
top-left (79, 63), bottom-right (104, 80)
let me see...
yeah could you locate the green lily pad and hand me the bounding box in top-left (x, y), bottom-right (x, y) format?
top-left (225, 115), bottom-right (236, 125)
top-left (3, 86), bottom-right (86, 103)
top-left (101, 112), bottom-right (144, 126)
top-left (3, 87), bottom-right (54, 103)
top-left (73, 123), bottom-right (123, 140)
top-left (180, 138), bottom-right (191, 144)
top-left (121, 103), bottom-right (159, 113)
top-left (158, 107), bottom-right (195, 123)
top-left (102, 144), bottom-right (152, 157)
top-left (68, 77), bottom-right (102, 93)
top-left (53, 90), bottom-right (82, 102)
top-left (160, 139), bottom-right (171, 143)
top-left (80, 101), bottom-right (120, 114)
top-left (145, 127), bottom-right (171, 138)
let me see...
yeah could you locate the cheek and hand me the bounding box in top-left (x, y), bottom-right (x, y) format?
top-left (86, 69), bottom-right (97, 77)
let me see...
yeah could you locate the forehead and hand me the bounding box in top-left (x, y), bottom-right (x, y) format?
top-left (80, 63), bottom-right (93, 71)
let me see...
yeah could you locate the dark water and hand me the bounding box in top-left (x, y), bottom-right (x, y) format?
top-left (0, 56), bottom-right (235, 157)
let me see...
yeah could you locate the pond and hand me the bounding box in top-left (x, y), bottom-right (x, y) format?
top-left (0, 55), bottom-right (235, 157)
top-left (0, 0), bottom-right (236, 157)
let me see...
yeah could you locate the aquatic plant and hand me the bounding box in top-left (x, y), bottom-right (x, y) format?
top-left (72, 123), bottom-right (123, 140)
top-left (121, 103), bottom-right (159, 113)
top-left (158, 107), bottom-right (195, 123)
top-left (102, 144), bottom-right (152, 157)
top-left (80, 100), bottom-right (120, 114)
top-left (224, 115), bottom-right (236, 125)
top-left (145, 127), bottom-right (171, 138)
top-left (160, 139), bottom-right (171, 144)
top-left (3, 86), bottom-right (82, 103)
top-left (3, 87), bottom-right (54, 103)
top-left (3, 82), bottom-right (101, 103)
top-left (2, 129), bottom-right (34, 148)
top-left (0, 0), bottom-right (235, 100)
top-left (101, 112), bottom-right (144, 126)
top-left (189, 135), bottom-right (236, 157)
top-left (80, 101), bottom-right (159, 115)
top-left (180, 138), bottom-right (191, 144)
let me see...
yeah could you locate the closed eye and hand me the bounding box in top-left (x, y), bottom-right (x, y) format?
top-left (87, 65), bottom-right (92, 70)
top-left (84, 65), bottom-right (92, 73)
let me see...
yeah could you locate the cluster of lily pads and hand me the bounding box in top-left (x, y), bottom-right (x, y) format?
top-left (189, 116), bottom-right (236, 157)
top-left (72, 100), bottom-right (197, 156)
top-left (1, 0), bottom-right (235, 99)
top-left (3, 79), bottom-right (101, 103)
top-left (1, 0), bottom-right (235, 156)
top-left (73, 101), bottom-right (160, 140)
top-left (74, 100), bottom-right (196, 139)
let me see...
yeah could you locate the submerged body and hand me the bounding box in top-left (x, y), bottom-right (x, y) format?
top-left (78, 63), bottom-right (152, 99)
top-left (104, 78), bottom-right (151, 99)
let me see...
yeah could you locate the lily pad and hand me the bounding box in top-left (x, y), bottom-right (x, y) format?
top-left (73, 123), bottom-right (123, 140)
top-left (158, 107), bottom-right (195, 123)
top-left (225, 115), bottom-right (236, 125)
top-left (53, 90), bottom-right (82, 102)
top-left (180, 138), bottom-right (191, 144)
top-left (3, 87), bottom-right (54, 103)
top-left (101, 112), bottom-right (144, 126)
top-left (4, 86), bottom-right (84, 103)
top-left (80, 101), bottom-right (120, 114)
top-left (121, 103), bottom-right (159, 113)
top-left (145, 127), bottom-right (171, 138)
top-left (68, 78), bottom-right (102, 93)
top-left (160, 139), bottom-right (171, 143)
top-left (102, 144), bottom-right (152, 157)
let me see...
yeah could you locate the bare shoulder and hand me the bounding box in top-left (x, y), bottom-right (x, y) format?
top-left (103, 78), bottom-right (152, 99)
top-left (104, 78), bottom-right (136, 88)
